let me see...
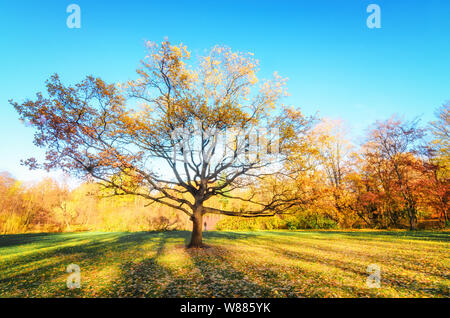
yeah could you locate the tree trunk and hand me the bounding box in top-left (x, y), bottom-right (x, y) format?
top-left (408, 209), bottom-right (417, 231)
top-left (188, 206), bottom-right (203, 248)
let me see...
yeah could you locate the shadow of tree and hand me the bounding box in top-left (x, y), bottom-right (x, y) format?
top-left (0, 232), bottom-right (62, 248)
top-left (203, 231), bottom-right (260, 241)
top-left (0, 232), bottom-right (171, 297)
top-left (103, 233), bottom-right (171, 297)
top-left (105, 240), bottom-right (272, 298)
top-left (2, 231), bottom-right (448, 298)
top-left (261, 242), bottom-right (449, 297)
top-left (291, 230), bottom-right (450, 242)
top-left (163, 245), bottom-right (273, 297)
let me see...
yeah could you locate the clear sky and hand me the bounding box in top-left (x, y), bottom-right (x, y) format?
top-left (0, 0), bottom-right (449, 183)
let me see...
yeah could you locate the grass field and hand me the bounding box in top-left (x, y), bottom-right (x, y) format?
top-left (0, 230), bottom-right (448, 298)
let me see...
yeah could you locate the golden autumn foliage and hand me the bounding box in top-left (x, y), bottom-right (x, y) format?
top-left (10, 41), bottom-right (313, 246)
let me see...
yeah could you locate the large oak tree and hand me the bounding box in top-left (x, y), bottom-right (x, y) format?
top-left (11, 41), bottom-right (312, 247)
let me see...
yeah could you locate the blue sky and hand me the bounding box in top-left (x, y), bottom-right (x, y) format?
top-left (0, 0), bottom-right (449, 183)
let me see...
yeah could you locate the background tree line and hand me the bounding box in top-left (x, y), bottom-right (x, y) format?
top-left (1, 103), bottom-right (448, 234)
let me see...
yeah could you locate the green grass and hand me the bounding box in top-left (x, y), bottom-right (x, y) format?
top-left (0, 230), bottom-right (449, 297)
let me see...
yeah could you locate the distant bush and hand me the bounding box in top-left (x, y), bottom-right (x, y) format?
top-left (284, 213), bottom-right (338, 230)
top-left (216, 215), bottom-right (287, 230)
top-left (216, 212), bottom-right (338, 230)
top-left (215, 215), bottom-right (285, 231)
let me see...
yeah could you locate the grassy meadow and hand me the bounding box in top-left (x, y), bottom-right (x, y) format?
top-left (0, 230), bottom-right (448, 298)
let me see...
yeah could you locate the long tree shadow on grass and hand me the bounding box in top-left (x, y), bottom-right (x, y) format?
top-left (103, 232), bottom-right (172, 297)
top-left (0, 235), bottom-right (120, 296)
top-left (0, 232), bottom-right (178, 297)
top-left (201, 233), bottom-right (449, 297)
top-left (201, 231), bottom-right (263, 248)
top-left (261, 242), bottom-right (449, 297)
top-left (1, 231), bottom-right (226, 297)
top-left (297, 230), bottom-right (449, 242)
top-left (106, 237), bottom-right (273, 297)
top-left (0, 232), bottom-right (64, 248)
top-left (161, 245), bottom-right (273, 298)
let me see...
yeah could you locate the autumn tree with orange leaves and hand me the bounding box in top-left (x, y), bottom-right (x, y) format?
top-left (11, 41), bottom-right (312, 247)
top-left (360, 117), bottom-right (426, 230)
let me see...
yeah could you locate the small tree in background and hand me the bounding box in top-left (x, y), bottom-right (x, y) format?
top-left (362, 117), bottom-right (426, 230)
